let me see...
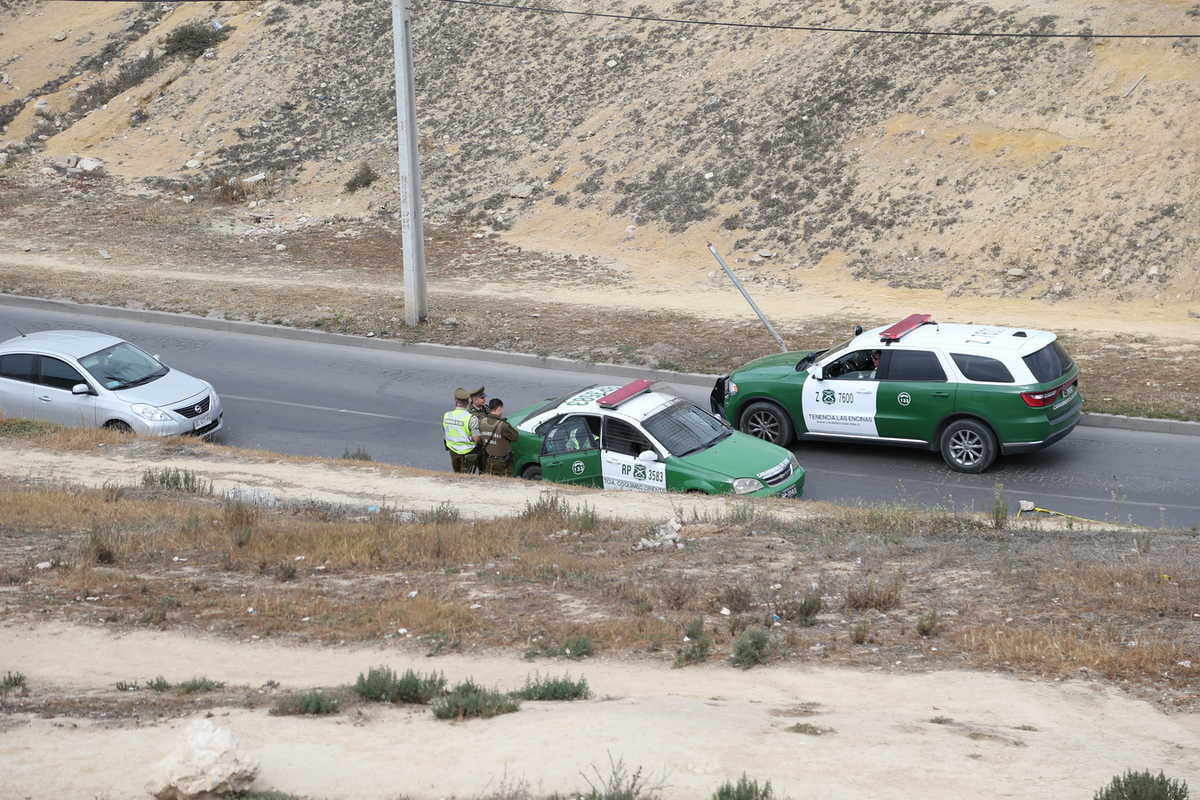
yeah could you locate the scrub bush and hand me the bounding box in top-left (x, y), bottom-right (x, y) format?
top-left (712, 775), bottom-right (774, 800)
top-left (675, 618), bottom-right (713, 667)
top-left (1093, 770), bottom-right (1189, 800)
top-left (431, 679), bottom-right (519, 720)
top-left (163, 21), bottom-right (233, 57)
top-left (731, 628), bottom-right (770, 668)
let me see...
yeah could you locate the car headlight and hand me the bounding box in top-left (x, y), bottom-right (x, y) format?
top-left (787, 453), bottom-right (800, 471)
top-left (726, 381), bottom-right (738, 396)
top-left (131, 403), bottom-right (172, 422)
top-left (732, 477), bottom-right (764, 494)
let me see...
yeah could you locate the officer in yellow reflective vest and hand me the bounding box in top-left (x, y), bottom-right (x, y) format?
top-left (444, 387), bottom-right (482, 473)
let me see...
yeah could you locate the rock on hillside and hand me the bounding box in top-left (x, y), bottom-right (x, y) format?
top-left (0, 0), bottom-right (1197, 300)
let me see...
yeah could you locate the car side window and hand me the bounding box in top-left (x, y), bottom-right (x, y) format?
top-left (824, 350), bottom-right (879, 380)
top-left (951, 353), bottom-right (1014, 383)
top-left (885, 349), bottom-right (947, 382)
top-left (37, 356), bottom-right (87, 391)
top-left (534, 415), bottom-right (563, 437)
top-left (603, 417), bottom-right (654, 457)
top-left (541, 415), bottom-right (600, 456)
top-left (0, 353), bottom-right (36, 383)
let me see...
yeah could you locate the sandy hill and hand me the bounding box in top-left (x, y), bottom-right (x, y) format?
top-left (1, 0), bottom-right (1197, 302)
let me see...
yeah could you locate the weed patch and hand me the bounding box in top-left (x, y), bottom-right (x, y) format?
top-left (512, 673), bottom-right (590, 701)
top-left (143, 467), bottom-right (213, 495)
top-left (270, 690), bottom-right (340, 716)
top-left (163, 21), bottom-right (234, 58)
top-left (675, 618), bottom-right (713, 667)
top-left (177, 677), bottom-right (225, 694)
top-left (344, 163), bottom-right (379, 193)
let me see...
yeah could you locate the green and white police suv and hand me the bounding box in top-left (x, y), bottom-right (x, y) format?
top-left (712, 314), bottom-right (1082, 473)
top-left (507, 380), bottom-right (805, 498)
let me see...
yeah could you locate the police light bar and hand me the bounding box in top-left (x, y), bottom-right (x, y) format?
top-left (879, 313), bottom-right (935, 343)
top-left (597, 379), bottom-right (654, 409)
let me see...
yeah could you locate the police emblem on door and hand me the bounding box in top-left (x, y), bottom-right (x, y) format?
top-left (571, 460), bottom-right (585, 475)
top-left (897, 392), bottom-right (912, 407)
top-left (821, 389), bottom-right (837, 404)
top-left (633, 464), bottom-right (647, 480)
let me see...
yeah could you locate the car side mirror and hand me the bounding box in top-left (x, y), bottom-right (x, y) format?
top-left (637, 450), bottom-right (659, 463)
top-left (810, 365), bottom-right (824, 381)
top-left (71, 383), bottom-right (92, 395)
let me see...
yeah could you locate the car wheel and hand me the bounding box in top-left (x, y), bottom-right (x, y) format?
top-left (520, 464), bottom-right (542, 481)
top-left (103, 420), bottom-right (133, 434)
top-left (739, 401), bottom-right (794, 446)
top-left (940, 419), bottom-right (997, 473)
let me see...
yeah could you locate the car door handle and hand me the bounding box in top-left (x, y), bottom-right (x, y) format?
top-left (931, 391), bottom-right (950, 398)
top-left (37, 395), bottom-right (51, 402)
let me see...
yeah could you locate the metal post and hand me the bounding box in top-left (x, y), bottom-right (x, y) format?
top-left (392, 0), bottom-right (427, 325)
top-left (707, 243), bottom-right (789, 353)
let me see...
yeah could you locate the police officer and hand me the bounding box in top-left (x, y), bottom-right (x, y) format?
top-left (477, 398), bottom-right (518, 476)
top-left (443, 387), bottom-right (482, 473)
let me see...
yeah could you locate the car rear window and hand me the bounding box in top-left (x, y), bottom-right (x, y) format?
top-left (884, 349), bottom-right (946, 382)
top-left (951, 353), bottom-right (1014, 383)
top-left (1022, 341), bottom-right (1074, 383)
top-left (0, 353), bottom-right (35, 382)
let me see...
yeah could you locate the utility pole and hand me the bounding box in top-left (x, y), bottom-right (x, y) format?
top-left (707, 243), bottom-right (789, 353)
top-left (391, 0), bottom-right (427, 326)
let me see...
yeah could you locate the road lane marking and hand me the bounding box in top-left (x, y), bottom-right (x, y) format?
top-left (814, 468), bottom-right (1200, 514)
top-left (222, 394), bottom-right (433, 425)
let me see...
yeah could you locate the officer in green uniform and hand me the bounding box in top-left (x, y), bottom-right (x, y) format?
top-left (443, 387), bottom-right (482, 473)
top-left (477, 398), bottom-right (518, 476)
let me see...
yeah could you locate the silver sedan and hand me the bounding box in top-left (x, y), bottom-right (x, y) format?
top-left (0, 329), bottom-right (223, 437)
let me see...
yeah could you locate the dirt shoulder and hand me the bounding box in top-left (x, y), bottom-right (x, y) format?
top-left (0, 427), bottom-right (1197, 797)
top-left (3, 622), bottom-right (1198, 800)
top-left (1, 172), bottom-right (1198, 421)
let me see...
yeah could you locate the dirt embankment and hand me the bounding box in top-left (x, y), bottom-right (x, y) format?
top-left (1, 0), bottom-right (1197, 304)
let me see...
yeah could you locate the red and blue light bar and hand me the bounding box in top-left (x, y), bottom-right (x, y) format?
top-left (879, 313), bottom-right (935, 343)
top-left (597, 379), bottom-right (654, 409)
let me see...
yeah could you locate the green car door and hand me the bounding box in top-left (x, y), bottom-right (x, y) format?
top-left (539, 414), bottom-right (603, 487)
top-left (874, 348), bottom-right (956, 442)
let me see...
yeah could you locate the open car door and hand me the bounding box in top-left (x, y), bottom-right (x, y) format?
top-left (539, 415), bottom-right (603, 487)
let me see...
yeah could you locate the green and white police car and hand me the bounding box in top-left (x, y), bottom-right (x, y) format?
top-left (508, 380), bottom-right (805, 497)
top-left (712, 314), bottom-right (1082, 473)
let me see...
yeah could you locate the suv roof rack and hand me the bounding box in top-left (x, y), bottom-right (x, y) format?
top-left (879, 313), bottom-right (935, 343)
top-left (597, 379), bottom-right (654, 409)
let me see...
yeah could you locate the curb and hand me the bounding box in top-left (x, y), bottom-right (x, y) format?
top-left (0, 293), bottom-right (716, 388)
top-left (3, 294), bottom-right (1197, 436)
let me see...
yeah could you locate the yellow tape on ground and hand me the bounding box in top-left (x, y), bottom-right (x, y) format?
top-left (1014, 505), bottom-right (1119, 526)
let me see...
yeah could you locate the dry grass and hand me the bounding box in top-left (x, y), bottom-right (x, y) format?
top-left (555, 616), bottom-right (679, 650)
top-left (0, 487), bottom-right (185, 532)
top-left (217, 590), bottom-right (481, 639)
top-left (845, 576), bottom-right (904, 611)
top-left (952, 626), bottom-right (1200, 682)
top-left (1040, 564), bottom-right (1199, 616)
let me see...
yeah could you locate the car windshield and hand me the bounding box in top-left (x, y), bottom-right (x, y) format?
top-left (79, 342), bottom-right (168, 390)
top-left (643, 401), bottom-right (731, 457)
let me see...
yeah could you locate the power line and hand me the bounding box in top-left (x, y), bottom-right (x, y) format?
top-left (437, 0), bottom-right (1200, 39)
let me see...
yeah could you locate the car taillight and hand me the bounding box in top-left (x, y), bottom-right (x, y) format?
top-left (1021, 387), bottom-right (1059, 408)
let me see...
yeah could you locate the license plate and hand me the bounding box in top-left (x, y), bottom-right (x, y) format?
top-left (192, 413), bottom-right (211, 430)
top-left (779, 485), bottom-right (799, 499)
top-left (1062, 383), bottom-right (1076, 398)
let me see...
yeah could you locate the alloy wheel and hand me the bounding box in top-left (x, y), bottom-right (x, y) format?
top-left (948, 428), bottom-right (984, 468)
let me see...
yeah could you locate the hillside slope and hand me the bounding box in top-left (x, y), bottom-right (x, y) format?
top-left (1, 0), bottom-right (1197, 301)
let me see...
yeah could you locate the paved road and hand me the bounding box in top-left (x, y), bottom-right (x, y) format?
top-left (2, 302), bottom-right (1198, 528)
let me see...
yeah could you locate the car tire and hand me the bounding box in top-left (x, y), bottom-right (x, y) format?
top-left (520, 464), bottom-right (542, 481)
top-left (940, 419), bottom-right (997, 473)
top-left (739, 401), bottom-right (794, 446)
top-left (103, 420), bottom-right (133, 434)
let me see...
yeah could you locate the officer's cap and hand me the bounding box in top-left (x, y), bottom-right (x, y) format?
top-left (468, 386), bottom-right (486, 398)
top-left (453, 387), bottom-right (470, 401)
